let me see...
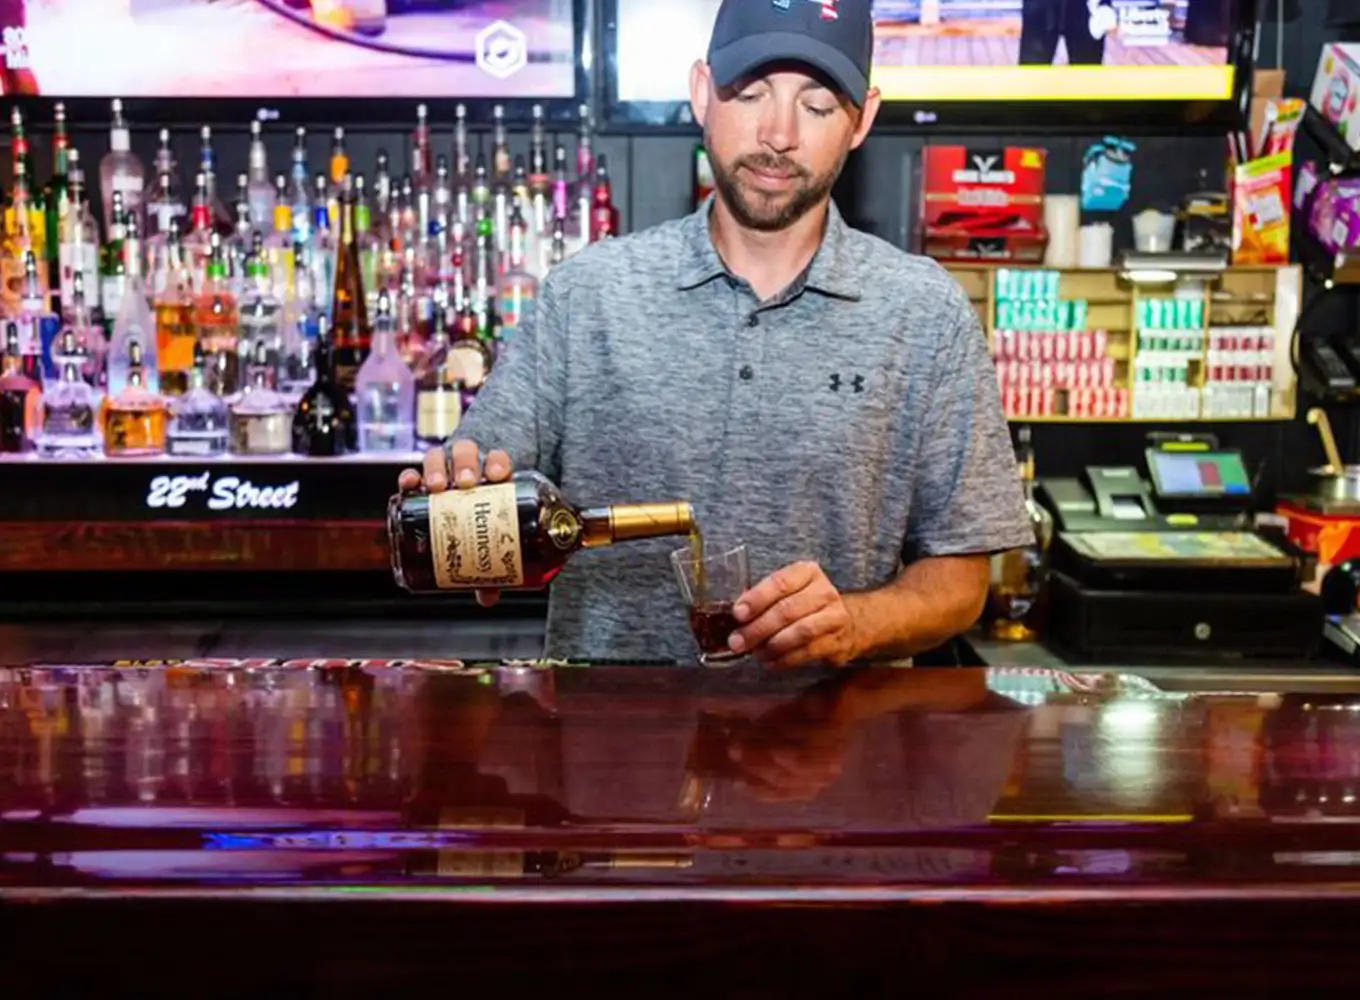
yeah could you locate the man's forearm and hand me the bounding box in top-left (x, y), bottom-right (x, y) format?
top-left (844, 555), bottom-right (990, 661)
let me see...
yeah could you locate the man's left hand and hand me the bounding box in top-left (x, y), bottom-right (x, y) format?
top-left (728, 561), bottom-right (861, 670)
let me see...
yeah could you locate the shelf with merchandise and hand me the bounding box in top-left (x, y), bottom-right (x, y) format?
top-left (943, 263), bottom-right (1301, 424)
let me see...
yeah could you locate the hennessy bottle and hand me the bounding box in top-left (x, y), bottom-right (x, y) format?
top-left (388, 471), bottom-right (695, 593)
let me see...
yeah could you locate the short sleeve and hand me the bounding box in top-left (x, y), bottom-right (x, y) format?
top-left (453, 275), bottom-right (567, 481)
top-left (904, 278), bottom-right (1035, 560)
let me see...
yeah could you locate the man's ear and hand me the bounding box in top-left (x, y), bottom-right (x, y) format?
top-left (689, 60), bottom-right (712, 129)
top-left (849, 88), bottom-right (881, 151)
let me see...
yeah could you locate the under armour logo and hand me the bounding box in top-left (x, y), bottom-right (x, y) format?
top-left (829, 373), bottom-right (865, 393)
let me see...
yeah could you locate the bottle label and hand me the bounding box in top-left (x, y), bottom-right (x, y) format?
top-left (427, 482), bottom-right (524, 588)
top-left (416, 387), bottom-right (461, 441)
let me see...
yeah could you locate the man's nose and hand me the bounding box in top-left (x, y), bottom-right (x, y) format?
top-left (757, 99), bottom-right (799, 154)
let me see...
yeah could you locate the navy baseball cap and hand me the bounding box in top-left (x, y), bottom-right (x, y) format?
top-left (706, 0), bottom-right (874, 107)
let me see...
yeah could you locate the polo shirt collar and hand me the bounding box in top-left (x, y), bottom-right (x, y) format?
top-left (675, 194), bottom-right (863, 301)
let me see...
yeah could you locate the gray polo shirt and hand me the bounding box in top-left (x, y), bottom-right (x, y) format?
top-left (455, 197), bottom-right (1033, 663)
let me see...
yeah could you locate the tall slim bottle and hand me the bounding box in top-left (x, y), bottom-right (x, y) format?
top-left (330, 177), bottom-right (370, 392)
top-left (99, 99), bottom-right (146, 236)
top-left (355, 288), bottom-right (415, 454)
top-left (984, 425), bottom-right (1053, 641)
top-left (108, 213), bottom-right (158, 399)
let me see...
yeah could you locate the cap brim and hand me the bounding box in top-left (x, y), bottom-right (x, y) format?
top-left (708, 31), bottom-right (868, 107)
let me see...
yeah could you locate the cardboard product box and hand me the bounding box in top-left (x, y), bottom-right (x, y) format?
top-left (1251, 68), bottom-right (1286, 150)
top-left (1232, 151), bottom-right (1293, 266)
top-left (1310, 43), bottom-right (1360, 152)
top-left (918, 145), bottom-right (1048, 264)
top-left (1295, 162), bottom-right (1360, 257)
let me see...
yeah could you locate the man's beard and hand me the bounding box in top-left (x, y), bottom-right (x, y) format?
top-left (707, 140), bottom-right (844, 233)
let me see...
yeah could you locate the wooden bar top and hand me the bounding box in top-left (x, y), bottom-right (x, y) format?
top-left (3, 661), bottom-right (1360, 994)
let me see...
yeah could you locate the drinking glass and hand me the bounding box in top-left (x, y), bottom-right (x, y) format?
top-left (670, 542), bottom-right (749, 667)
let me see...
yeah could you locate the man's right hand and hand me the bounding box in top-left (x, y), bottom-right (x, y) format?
top-left (397, 440), bottom-right (515, 607)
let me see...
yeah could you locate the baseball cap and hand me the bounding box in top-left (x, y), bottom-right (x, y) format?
top-left (706, 0), bottom-right (874, 107)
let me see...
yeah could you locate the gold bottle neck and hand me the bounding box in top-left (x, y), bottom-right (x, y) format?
top-left (580, 502), bottom-right (695, 548)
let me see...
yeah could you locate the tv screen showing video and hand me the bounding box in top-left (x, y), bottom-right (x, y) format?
top-left (2, 0), bottom-right (579, 99)
top-left (612, 0), bottom-right (1240, 106)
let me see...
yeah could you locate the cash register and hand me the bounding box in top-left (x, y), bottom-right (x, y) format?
top-left (1034, 436), bottom-right (1321, 661)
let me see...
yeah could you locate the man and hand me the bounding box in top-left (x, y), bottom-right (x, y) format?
top-left (398, 0), bottom-right (1033, 667)
top-left (1018, 0), bottom-right (1116, 66)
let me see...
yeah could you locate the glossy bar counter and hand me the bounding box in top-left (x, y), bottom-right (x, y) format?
top-left (4, 659), bottom-right (1360, 997)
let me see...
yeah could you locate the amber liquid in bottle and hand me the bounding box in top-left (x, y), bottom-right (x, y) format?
top-left (155, 295), bottom-right (196, 397)
top-left (985, 425), bottom-right (1052, 641)
top-left (388, 471), bottom-right (694, 593)
top-left (330, 177), bottom-right (369, 393)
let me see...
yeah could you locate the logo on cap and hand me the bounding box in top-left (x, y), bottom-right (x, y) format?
top-left (816, 0), bottom-right (838, 20)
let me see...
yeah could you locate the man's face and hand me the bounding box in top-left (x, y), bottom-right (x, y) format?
top-left (690, 61), bottom-right (879, 232)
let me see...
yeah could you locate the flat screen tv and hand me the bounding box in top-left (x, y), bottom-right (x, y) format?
top-left (604, 0), bottom-right (1255, 132)
top-left (0, 0), bottom-right (589, 124)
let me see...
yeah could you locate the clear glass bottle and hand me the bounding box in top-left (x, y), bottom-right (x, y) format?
top-left (246, 120), bottom-right (276, 228)
top-left (99, 99), bottom-right (146, 236)
top-left (58, 148), bottom-right (100, 315)
top-left (499, 208), bottom-right (539, 345)
top-left (229, 349), bottom-right (292, 456)
top-left (108, 214), bottom-right (158, 399)
top-left (292, 316), bottom-right (356, 456)
top-left (237, 239), bottom-right (283, 387)
top-left (103, 340), bottom-right (167, 458)
top-left (59, 271), bottom-right (103, 387)
top-left (167, 344), bottom-right (228, 457)
top-left (196, 236), bottom-right (240, 398)
top-left (355, 289), bottom-right (415, 454)
top-left (984, 425), bottom-right (1053, 642)
top-left (0, 321), bottom-right (40, 453)
top-left (38, 333), bottom-right (101, 459)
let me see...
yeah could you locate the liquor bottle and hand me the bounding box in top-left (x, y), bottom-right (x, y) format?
top-left (58, 148), bottom-right (100, 315)
top-left (355, 289), bottom-right (415, 454)
top-left (229, 346), bottom-right (292, 456)
top-left (984, 426), bottom-right (1053, 641)
top-left (38, 334), bottom-right (101, 459)
top-left (491, 104), bottom-right (511, 182)
top-left (450, 293), bottom-right (492, 409)
top-left (17, 251), bottom-right (56, 384)
top-left (288, 127), bottom-right (312, 248)
top-left (99, 191), bottom-right (128, 333)
top-left (414, 309), bottom-right (461, 448)
top-left (103, 340), bottom-right (167, 458)
top-left (246, 121), bottom-right (276, 228)
top-left (329, 178), bottom-right (370, 393)
top-left (167, 345), bottom-right (228, 457)
top-left (146, 129), bottom-right (187, 237)
top-left (590, 156), bottom-right (620, 241)
top-left (237, 238), bottom-right (283, 386)
top-left (44, 102), bottom-right (71, 299)
top-left (152, 224), bottom-right (196, 396)
top-left (292, 316), bottom-right (356, 457)
top-left (59, 271), bottom-right (102, 387)
top-left (196, 235), bottom-right (241, 398)
top-left (0, 322), bottom-right (40, 453)
top-left (99, 99), bottom-right (145, 236)
top-left (388, 471), bottom-right (696, 593)
top-left (309, 173), bottom-right (336, 313)
top-left (547, 217), bottom-right (567, 272)
top-left (108, 214), bottom-right (158, 399)
top-left (499, 211), bottom-right (538, 345)
top-left (3, 116), bottom-right (46, 316)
